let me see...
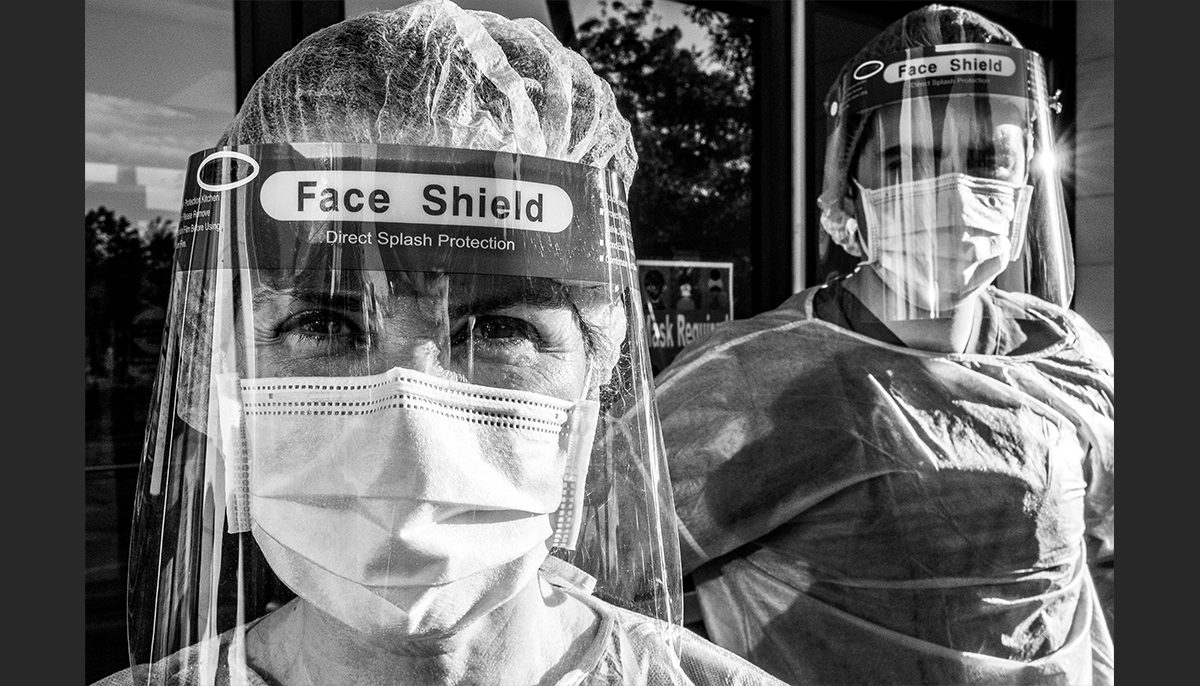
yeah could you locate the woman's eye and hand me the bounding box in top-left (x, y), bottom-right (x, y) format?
top-left (280, 311), bottom-right (366, 345)
top-left (883, 153), bottom-right (904, 175)
top-left (451, 315), bottom-right (542, 352)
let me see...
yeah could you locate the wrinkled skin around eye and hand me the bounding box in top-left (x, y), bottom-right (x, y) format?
top-left (244, 272), bottom-right (617, 403)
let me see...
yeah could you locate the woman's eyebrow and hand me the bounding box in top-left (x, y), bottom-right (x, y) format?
top-left (446, 281), bottom-right (572, 319)
top-left (252, 287), bottom-right (369, 312)
top-left (253, 278), bottom-right (581, 325)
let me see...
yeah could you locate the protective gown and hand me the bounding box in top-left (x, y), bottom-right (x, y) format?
top-left (656, 283), bottom-right (1114, 685)
top-left (92, 558), bottom-right (784, 686)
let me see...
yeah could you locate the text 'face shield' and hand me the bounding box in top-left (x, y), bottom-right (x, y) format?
top-left (839, 43), bottom-right (1073, 319)
top-left (127, 144), bottom-right (681, 678)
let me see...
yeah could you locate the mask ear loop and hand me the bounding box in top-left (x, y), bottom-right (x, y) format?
top-left (220, 203), bottom-right (257, 537)
top-left (851, 179), bottom-right (881, 265)
top-left (1007, 184), bottom-right (1034, 261)
top-left (847, 110), bottom-right (894, 265)
top-left (1008, 98), bottom-right (1040, 262)
top-left (550, 364), bottom-right (601, 551)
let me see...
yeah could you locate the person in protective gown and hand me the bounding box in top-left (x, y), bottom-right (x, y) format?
top-left (652, 5), bottom-right (1114, 685)
top-left (91, 1), bottom-right (786, 684)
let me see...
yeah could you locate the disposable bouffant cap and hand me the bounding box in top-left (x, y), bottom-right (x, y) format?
top-left (219, 0), bottom-right (637, 186)
top-left (816, 4), bottom-right (1021, 257)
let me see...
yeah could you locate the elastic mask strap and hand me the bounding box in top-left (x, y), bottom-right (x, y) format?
top-left (852, 179), bottom-right (880, 264)
top-left (550, 398), bottom-right (600, 550)
top-left (1008, 184), bottom-right (1034, 260)
top-left (215, 371), bottom-right (252, 534)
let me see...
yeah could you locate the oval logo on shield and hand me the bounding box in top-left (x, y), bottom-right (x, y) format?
top-left (853, 60), bottom-right (884, 80)
top-left (197, 150), bottom-right (261, 192)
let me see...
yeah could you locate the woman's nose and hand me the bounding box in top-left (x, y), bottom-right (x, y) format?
top-left (367, 335), bottom-right (446, 376)
top-left (363, 292), bottom-right (453, 375)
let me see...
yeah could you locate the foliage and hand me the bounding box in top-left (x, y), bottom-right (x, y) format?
top-left (142, 216), bottom-right (177, 306)
top-left (85, 207), bottom-right (175, 381)
top-left (576, 0), bottom-right (753, 264)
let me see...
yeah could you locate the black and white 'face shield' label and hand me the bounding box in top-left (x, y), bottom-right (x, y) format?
top-left (177, 143), bottom-right (634, 285)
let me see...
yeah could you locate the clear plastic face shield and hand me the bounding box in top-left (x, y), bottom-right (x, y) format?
top-left (835, 43), bottom-right (1073, 319)
top-left (126, 143), bottom-right (681, 678)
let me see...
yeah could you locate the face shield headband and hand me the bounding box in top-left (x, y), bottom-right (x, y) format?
top-left (127, 143), bottom-right (682, 672)
top-left (823, 43), bottom-right (1074, 309)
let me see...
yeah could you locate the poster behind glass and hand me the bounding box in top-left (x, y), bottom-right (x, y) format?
top-left (638, 259), bottom-right (734, 376)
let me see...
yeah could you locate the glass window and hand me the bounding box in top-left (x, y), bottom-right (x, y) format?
top-left (572, 0), bottom-right (756, 324)
top-left (345, 0), bottom-right (758, 376)
top-left (84, 1), bottom-right (234, 682)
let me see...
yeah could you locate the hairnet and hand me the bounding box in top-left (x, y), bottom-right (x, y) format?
top-left (220, 0), bottom-right (636, 183)
top-left (817, 4), bottom-right (1021, 256)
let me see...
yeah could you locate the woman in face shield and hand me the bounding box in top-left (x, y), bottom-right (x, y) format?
top-left (650, 5), bottom-right (1114, 685)
top-left (90, 1), bottom-right (786, 684)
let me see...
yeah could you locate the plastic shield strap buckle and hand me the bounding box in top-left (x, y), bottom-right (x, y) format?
top-left (214, 371), bottom-right (252, 534)
top-left (550, 399), bottom-right (601, 550)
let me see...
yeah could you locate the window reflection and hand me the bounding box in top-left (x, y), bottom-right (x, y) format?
top-left (344, 0), bottom-right (755, 324)
top-left (84, 1), bottom-right (234, 682)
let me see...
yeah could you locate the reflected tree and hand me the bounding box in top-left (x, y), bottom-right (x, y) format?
top-left (577, 0), bottom-right (753, 266)
top-left (85, 207), bottom-right (175, 383)
top-left (142, 216), bottom-right (177, 310)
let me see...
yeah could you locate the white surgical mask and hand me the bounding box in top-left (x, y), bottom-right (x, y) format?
top-left (855, 173), bottom-right (1032, 312)
top-left (219, 366), bottom-right (599, 636)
